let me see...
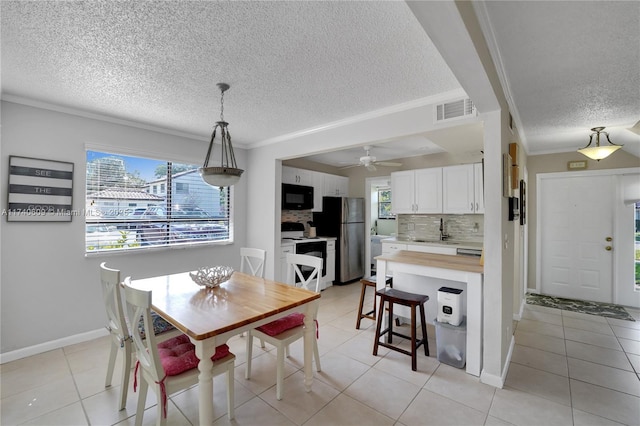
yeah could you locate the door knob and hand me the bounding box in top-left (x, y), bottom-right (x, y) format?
top-left (605, 237), bottom-right (612, 242)
top-left (605, 246), bottom-right (612, 251)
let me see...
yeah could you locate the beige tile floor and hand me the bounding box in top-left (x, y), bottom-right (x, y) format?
top-left (2, 283), bottom-right (640, 425)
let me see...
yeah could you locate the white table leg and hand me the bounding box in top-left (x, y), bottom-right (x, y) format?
top-left (303, 299), bottom-right (320, 391)
top-left (193, 337), bottom-right (218, 425)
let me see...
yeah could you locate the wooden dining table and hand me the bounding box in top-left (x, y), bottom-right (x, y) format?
top-left (128, 270), bottom-right (321, 425)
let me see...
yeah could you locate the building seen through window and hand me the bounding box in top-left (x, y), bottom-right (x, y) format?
top-left (85, 151), bottom-right (231, 252)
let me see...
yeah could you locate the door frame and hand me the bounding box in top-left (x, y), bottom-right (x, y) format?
top-left (536, 167), bottom-right (640, 307)
top-left (365, 176), bottom-right (393, 278)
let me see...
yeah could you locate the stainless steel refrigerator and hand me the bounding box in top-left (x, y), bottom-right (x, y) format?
top-left (313, 197), bottom-right (365, 285)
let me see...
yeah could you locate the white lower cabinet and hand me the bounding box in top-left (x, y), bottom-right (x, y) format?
top-left (381, 242), bottom-right (407, 254)
top-left (381, 242), bottom-right (407, 275)
top-left (324, 240), bottom-right (336, 289)
top-left (279, 245), bottom-right (294, 283)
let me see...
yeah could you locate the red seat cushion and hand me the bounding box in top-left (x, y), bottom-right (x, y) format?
top-left (256, 312), bottom-right (305, 336)
top-left (157, 334), bottom-right (231, 376)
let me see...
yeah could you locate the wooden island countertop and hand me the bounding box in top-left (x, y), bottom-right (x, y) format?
top-left (376, 250), bottom-right (483, 274)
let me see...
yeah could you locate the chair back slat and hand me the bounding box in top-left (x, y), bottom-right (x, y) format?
top-left (123, 278), bottom-right (165, 382)
top-left (240, 247), bottom-right (267, 278)
top-left (286, 253), bottom-right (323, 292)
top-left (99, 262), bottom-right (128, 340)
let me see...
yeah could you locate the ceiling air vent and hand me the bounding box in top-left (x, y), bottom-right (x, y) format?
top-left (435, 98), bottom-right (476, 122)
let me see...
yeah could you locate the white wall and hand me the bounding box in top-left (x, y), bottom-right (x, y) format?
top-left (0, 101), bottom-right (248, 357)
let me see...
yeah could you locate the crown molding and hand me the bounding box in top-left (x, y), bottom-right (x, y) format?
top-left (0, 94), bottom-right (217, 144)
top-left (472, 2), bottom-right (529, 154)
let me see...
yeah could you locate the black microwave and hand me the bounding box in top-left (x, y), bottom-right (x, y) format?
top-left (282, 183), bottom-right (314, 210)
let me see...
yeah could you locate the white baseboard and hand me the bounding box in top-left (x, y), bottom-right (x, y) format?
top-left (0, 328), bottom-right (108, 364)
top-left (479, 334), bottom-right (515, 388)
top-left (513, 298), bottom-right (525, 321)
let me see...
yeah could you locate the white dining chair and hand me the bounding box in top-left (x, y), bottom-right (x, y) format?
top-left (239, 247), bottom-right (267, 337)
top-left (99, 262), bottom-right (180, 411)
top-left (122, 278), bottom-right (236, 425)
top-left (245, 253), bottom-right (322, 400)
top-left (240, 247), bottom-right (266, 278)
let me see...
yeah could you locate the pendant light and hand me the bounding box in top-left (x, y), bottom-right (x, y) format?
top-left (199, 83), bottom-right (244, 187)
top-left (577, 126), bottom-right (623, 161)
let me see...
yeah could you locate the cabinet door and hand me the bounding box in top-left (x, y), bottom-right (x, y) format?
top-left (312, 172), bottom-right (325, 212)
top-left (322, 174), bottom-right (349, 196)
top-left (280, 245), bottom-right (294, 283)
top-left (282, 166), bottom-right (313, 185)
top-left (336, 176), bottom-right (349, 196)
top-left (296, 169), bottom-right (313, 186)
top-left (381, 242), bottom-right (407, 254)
top-left (282, 166), bottom-right (297, 185)
top-left (391, 170), bottom-right (415, 214)
top-left (323, 174), bottom-right (338, 196)
top-left (443, 164), bottom-right (475, 213)
top-left (474, 162), bottom-right (484, 213)
top-left (325, 246), bottom-right (336, 285)
top-left (415, 168), bottom-right (443, 213)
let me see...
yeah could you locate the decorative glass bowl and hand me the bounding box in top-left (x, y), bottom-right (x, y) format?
top-left (190, 266), bottom-right (234, 288)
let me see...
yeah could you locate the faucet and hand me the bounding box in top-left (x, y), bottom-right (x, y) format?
top-left (439, 218), bottom-right (449, 241)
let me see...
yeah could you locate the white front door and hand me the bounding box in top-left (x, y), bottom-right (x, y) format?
top-left (539, 174), bottom-right (614, 303)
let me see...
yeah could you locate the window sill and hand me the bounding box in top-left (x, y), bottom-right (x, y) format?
top-left (84, 239), bottom-right (233, 257)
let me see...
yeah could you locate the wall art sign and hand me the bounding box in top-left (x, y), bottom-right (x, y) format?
top-left (6, 156), bottom-right (74, 222)
top-left (502, 153), bottom-right (512, 198)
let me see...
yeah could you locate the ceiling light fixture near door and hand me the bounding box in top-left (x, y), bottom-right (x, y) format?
top-left (199, 83), bottom-right (244, 187)
top-left (577, 126), bottom-right (623, 161)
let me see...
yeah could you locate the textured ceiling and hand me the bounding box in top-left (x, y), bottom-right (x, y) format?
top-left (1, 0), bottom-right (460, 150)
top-left (479, 0), bottom-right (640, 157)
top-left (2, 1), bottom-right (638, 165)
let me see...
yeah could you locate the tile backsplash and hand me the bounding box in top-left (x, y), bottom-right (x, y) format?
top-left (397, 214), bottom-right (484, 243)
top-left (281, 210), bottom-right (313, 224)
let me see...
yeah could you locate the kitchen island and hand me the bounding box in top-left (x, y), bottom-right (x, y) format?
top-left (375, 250), bottom-right (483, 376)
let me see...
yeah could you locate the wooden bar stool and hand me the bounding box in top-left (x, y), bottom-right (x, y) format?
top-left (356, 275), bottom-right (391, 329)
top-left (372, 287), bottom-right (429, 371)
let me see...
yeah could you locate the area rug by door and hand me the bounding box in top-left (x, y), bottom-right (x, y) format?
top-left (526, 293), bottom-right (636, 321)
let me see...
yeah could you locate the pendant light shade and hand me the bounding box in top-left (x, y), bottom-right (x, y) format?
top-left (577, 126), bottom-right (623, 161)
top-left (199, 83), bottom-right (244, 187)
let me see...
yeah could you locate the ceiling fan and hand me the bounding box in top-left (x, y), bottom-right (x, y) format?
top-left (341, 146), bottom-right (402, 171)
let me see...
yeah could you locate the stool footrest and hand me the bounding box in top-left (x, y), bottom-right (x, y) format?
top-left (377, 329), bottom-right (428, 354)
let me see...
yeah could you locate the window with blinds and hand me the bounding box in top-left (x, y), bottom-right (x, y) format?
top-left (85, 150), bottom-right (231, 253)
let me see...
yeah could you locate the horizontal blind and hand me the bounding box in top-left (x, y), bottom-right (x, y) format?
top-left (86, 151), bottom-right (231, 253)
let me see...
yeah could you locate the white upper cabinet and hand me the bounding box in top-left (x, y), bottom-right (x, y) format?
top-left (474, 162), bottom-right (484, 213)
top-left (442, 163), bottom-right (484, 213)
top-left (391, 168), bottom-right (442, 214)
top-left (391, 170), bottom-right (416, 214)
top-left (415, 168), bottom-right (443, 213)
top-left (312, 172), bottom-right (324, 212)
top-left (282, 166), bottom-right (313, 186)
top-left (393, 163), bottom-right (484, 215)
top-left (323, 174), bottom-right (349, 197)
top-left (443, 164), bottom-right (474, 213)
